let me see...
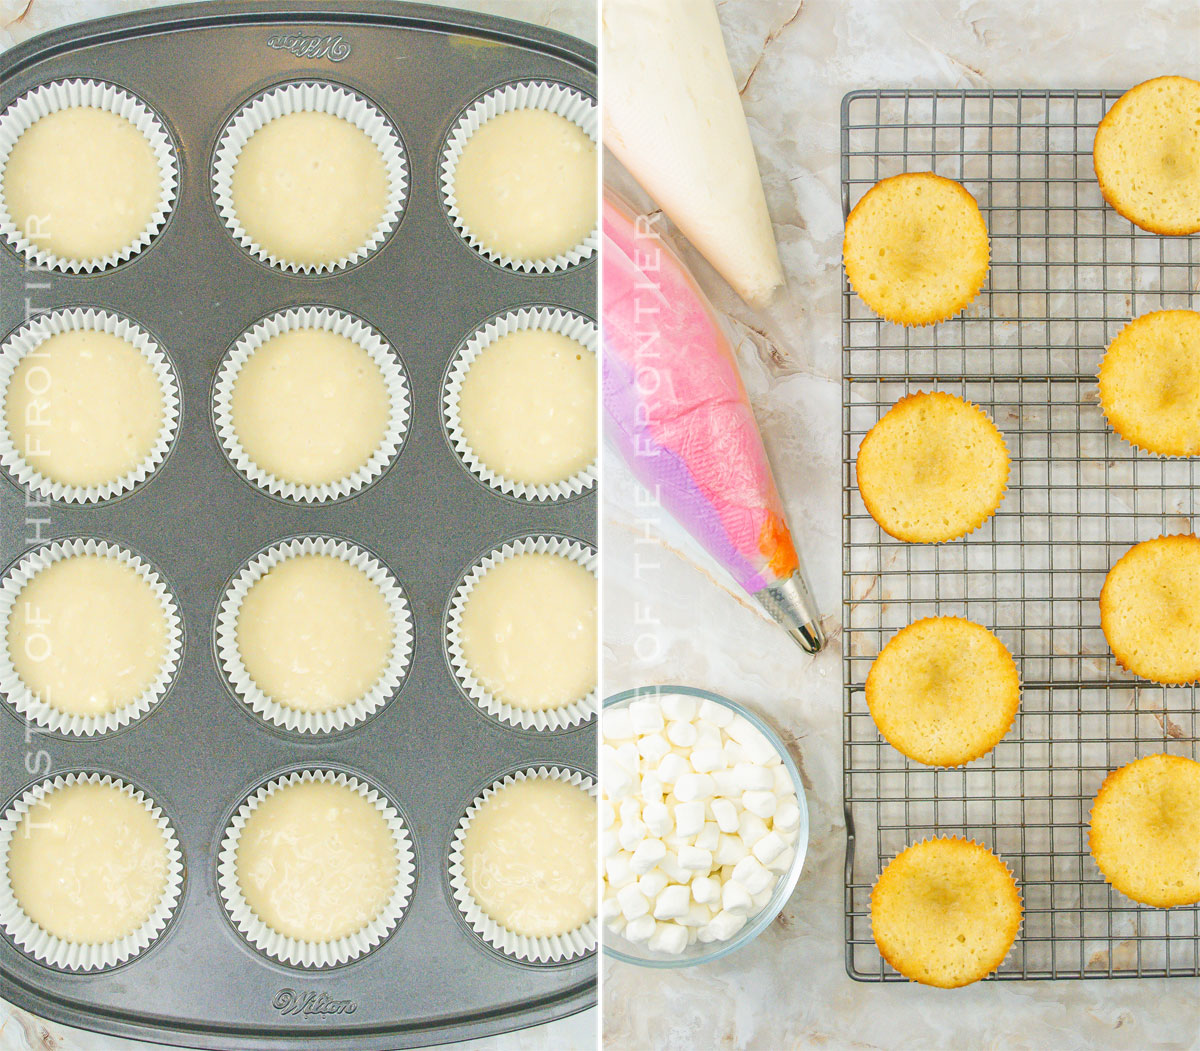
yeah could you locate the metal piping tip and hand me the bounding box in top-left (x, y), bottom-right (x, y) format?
top-left (754, 570), bottom-right (826, 654)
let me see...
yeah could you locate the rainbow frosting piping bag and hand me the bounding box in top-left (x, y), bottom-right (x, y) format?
top-left (602, 190), bottom-right (825, 653)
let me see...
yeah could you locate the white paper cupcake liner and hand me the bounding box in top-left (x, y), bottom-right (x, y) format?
top-left (449, 766), bottom-right (597, 963)
top-left (0, 538), bottom-right (183, 736)
top-left (218, 769), bottom-right (415, 969)
top-left (213, 307), bottom-right (410, 503)
top-left (0, 772), bottom-right (184, 971)
top-left (215, 536), bottom-right (413, 734)
top-left (446, 535), bottom-right (597, 732)
top-left (212, 81), bottom-right (407, 273)
top-left (443, 307), bottom-right (598, 501)
top-left (0, 308), bottom-right (180, 504)
top-left (0, 79), bottom-right (178, 272)
top-left (440, 80), bottom-right (597, 273)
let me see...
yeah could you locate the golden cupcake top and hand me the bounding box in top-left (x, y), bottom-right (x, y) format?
top-left (1093, 76), bottom-right (1200, 236)
top-left (1100, 534), bottom-right (1200, 684)
top-left (855, 391), bottom-right (1010, 543)
top-left (871, 837), bottom-right (1022, 988)
top-left (1098, 309), bottom-right (1200, 456)
top-left (461, 776), bottom-right (597, 938)
top-left (843, 171), bottom-right (990, 326)
top-left (866, 616), bottom-right (1020, 767)
top-left (1089, 753), bottom-right (1200, 908)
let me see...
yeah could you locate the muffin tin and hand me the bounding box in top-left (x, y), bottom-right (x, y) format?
top-left (0, 3), bottom-right (595, 1047)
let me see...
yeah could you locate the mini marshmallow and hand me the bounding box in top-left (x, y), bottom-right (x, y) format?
top-left (731, 764), bottom-right (774, 792)
top-left (773, 799), bottom-right (801, 832)
top-left (605, 766), bottom-right (636, 801)
top-left (660, 693), bottom-right (698, 721)
top-left (630, 838), bottom-right (667, 873)
top-left (691, 875), bottom-right (721, 905)
top-left (710, 798), bottom-right (739, 833)
top-left (618, 798), bottom-right (641, 825)
top-left (694, 723), bottom-right (724, 753)
top-left (677, 845), bottom-right (713, 872)
top-left (751, 887), bottom-right (772, 911)
top-left (772, 765), bottom-right (792, 795)
top-left (721, 880), bottom-right (753, 915)
top-left (628, 698), bottom-right (665, 734)
top-left (766, 845), bottom-right (795, 875)
top-left (637, 733), bottom-right (670, 765)
top-left (603, 707), bottom-right (635, 740)
top-left (731, 855), bottom-right (773, 896)
top-left (642, 801), bottom-right (672, 838)
top-left (648, 921), bottom-right (689, 955)
top-left (674, 773), bottom-right (716, 802)
top-left (599, 799), bottom-right (615, 829)
top-left (714, 833), bottom-right (746, 867)
top-left (711, 769), bottom-right (742, 799)
top-left (695, 821), bottom-right (720, 852)
top-left (605, 853), bottom-right (635, 888)
top-left (638, 868), bottom-right (669, 900)
top-left (742, 790), bottom-right (777, 820)
top-left (697, 698), bottom-right (734, 727)
top-left (673, 800), bottom-right (706, 838)
top-left (659, 850), bottom-right (688, 884)
top-left (601, 896), bottom-right (622, 921)
top-left (653, 884), bottom-right (691, 920)
top-left (614, 742), bottom-right (640, 771)
top-left (666, 720), bottom-right (698, 748)
top-left (689, 746), bottom-right (726, 774)
top-left (656, 753), bottom-right (690, 785)
top-left (752, 830), bottom-right (787, 866)
top-left (616, 884), bottom-right (650, 920)
top-left (737, 812), bottom-right (769, 847)
top-left (624, 914), bottom-right (656, 943)
top-left (702, 910), bottom-right (746, 942)
top-left (618, 820), bottom-right (646, 852)
top-left (683, 902), bottom-right (714, 927)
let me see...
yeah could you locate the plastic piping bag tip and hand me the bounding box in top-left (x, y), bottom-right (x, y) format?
top-left (753, 570), bottom-right (826, 655)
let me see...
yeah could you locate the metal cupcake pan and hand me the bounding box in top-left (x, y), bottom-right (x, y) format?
top-left (0, 3), bottom-right (595, 1048)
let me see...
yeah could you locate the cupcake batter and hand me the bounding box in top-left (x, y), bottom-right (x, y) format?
top-left (5, 328), bottom-right (165, 488)
top-left (7, 780), bottom-right (169, 943)
top-left (3, 107), bottom-right (162, 263)
top-left (231, 111), bottom-right (388, 267)
top-left (462, 777), bottom-right (596, 937)
top-left (7, 554), bottom-right (167, 716)
top-left (235, 554), bottom-right (394, 712)
top-left (235, 780), bottom-right (397, 942)
top-left (453, 108), bottom-right (596, 260)
top-left (230, 328), bottom-right (390, 487)
top-left (458, 551), bottom-right (596, 710)
top-left (458, 328), bottom-right (596, 486)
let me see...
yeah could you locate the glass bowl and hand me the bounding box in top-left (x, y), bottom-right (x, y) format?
top-left (601, 685), bottom-right (810, 968)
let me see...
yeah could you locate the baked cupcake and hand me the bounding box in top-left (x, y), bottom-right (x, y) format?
top-left (855, 392), bottom-right (1010, 543)
top-left (867, 617), bottom-right (1020, 767)
top-left (445, 309), bottom-right (598, 499)
top-left (1100, 534), bottom-right (1200, 684)
top-left (843, 172), bottom-right (990, 325)
top-left (1098, 310), bottom-right (1200, 456)
top-left (1089, 754), bottom-right (1200, 908)
top-left (448, 537), bottom-right (597, 730)
top-left (871, 837), bottom-right (1022, 988)
top-left (218, 770), bottom-right (414, 968)
top-left (450, 768), bottom-right (597, 961)
top-left (1093, 76), bottom-right (1200, 236)
top-left (0, 773), bottom-right (183, 970)
top-left (0, 81), bottom-right (177, 271)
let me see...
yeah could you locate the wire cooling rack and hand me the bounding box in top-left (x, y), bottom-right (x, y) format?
top-left (840, 89), bottom-right (1200, 981)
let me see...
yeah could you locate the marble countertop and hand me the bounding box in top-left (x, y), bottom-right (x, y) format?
top-left (601, 0), bottom-right (1200, 1049)
top-left (0, 3), bottom-right (596, 1051)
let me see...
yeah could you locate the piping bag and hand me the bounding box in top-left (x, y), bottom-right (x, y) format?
top-left (602, 189), bottom-right (825, 653)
